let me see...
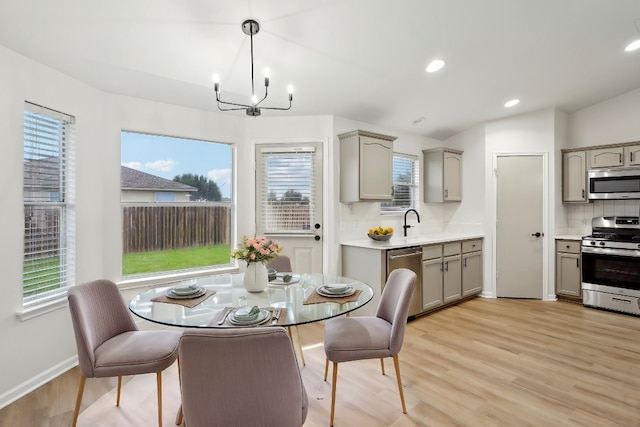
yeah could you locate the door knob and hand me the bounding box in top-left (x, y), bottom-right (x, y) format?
top-left (531, 232), bottom-right (542, 237)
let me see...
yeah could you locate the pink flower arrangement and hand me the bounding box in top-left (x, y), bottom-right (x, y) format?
top-left (231, 236), bottom-right (282, 265)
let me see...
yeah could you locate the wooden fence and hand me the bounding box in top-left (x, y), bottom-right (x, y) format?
top-left (122, 204), bottom-right (231, 253)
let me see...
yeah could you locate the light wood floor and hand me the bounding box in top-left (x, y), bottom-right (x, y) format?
top-left (2, 298), bottom-right (640, 426)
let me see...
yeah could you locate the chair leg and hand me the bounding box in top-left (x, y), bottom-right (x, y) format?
top-left (71, 375), bottom-right (86, 427)
top-left (392, 355), bottom-right (407, 414)
top-left (116, 376), bottom-right (122, 406)
top-left (287, 326), bottom-right (306, 366)
top-left (323, 357), bottom-right (329, 381)
top-left (380, 358), bottom-right (385, 375)
top-left (330, 362), bottom-right (338, 427)
top-left (157, 372), bottom-right (163, 427)
top-left (176, 357), bottom-right (183, 425)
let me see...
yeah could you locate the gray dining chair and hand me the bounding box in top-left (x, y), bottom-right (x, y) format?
top-left (178, 327), bottom-right (308, 427)
top-left (267, 254), bottom-right (293, 272)
top-left (323, 268), bottom-right (416, 426)
top-left (67, 279), bottom-right (182, 427)
top-left (266, 255), bottom-right (307, 366)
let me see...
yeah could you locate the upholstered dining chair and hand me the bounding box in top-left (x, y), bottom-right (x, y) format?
top-left (266, 254), bottom-right (293, 272)
top-left (178, 327), bottom-right (308, 427)
top-left (323, 268), bottom-right (416, 426)
top-left (67, 279), bottom-right (182, 427)
top-left (266, 255), bottom-right (307, 366)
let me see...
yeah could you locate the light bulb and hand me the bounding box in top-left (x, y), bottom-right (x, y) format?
top-left (212, 74), bottom-right (219, 83)
top-left (426, 59), bottom-right (445, 73)
top-left (264, 68), bottom-right (271, 78)
top-left (251, 95), bottom-right (258, 105)
top-left (504, 99), bottom-right (520, 108)
top-left (625, 39), bottom-right (640, 52)
top-left (287, 85), bottom-right (294, 94)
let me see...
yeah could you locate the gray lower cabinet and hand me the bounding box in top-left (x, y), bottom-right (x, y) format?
top-left (555, 239), bottom-right (581, 299)
top-left (422, 242), bottom-right (463, 310)
top-left (462, 239), bottom-right (483, 297)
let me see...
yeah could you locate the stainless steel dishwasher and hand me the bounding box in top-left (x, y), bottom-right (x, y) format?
top-left (386, 247), bottom-right (422, 317)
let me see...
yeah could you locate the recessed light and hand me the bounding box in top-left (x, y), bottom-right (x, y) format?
top-left (504, 99), bottom-right (520, 108)
top-left (625, 39), bottom-right (640, 52)
top-left (426, 59), bottom-right (445, 73)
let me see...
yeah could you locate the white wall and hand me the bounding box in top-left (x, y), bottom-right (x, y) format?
top-left (562, 88), bottom-right (640, 232)
top-left (0, 45), bottom-right (112, 407)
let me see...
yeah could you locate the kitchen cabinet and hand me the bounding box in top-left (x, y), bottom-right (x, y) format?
top-left (422, 242), bottom-right (462, 310)
top-left (588, 146), bottom-right (624, 168)
top-left (339, 129), bottom-right (396, 203)
top-left (423, 148), bottom-right (463, 203)
top-left (555, 239), bottom-right (581, 300)
top-left (462, 239), bottom-right (483, 297)
top-left (624, 145), bottom-right (640, 166)
top-left (562, 150), bottom-right (587, 202)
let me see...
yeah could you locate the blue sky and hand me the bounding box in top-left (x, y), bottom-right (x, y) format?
top-left (121, 132), bottom-right (232, 199)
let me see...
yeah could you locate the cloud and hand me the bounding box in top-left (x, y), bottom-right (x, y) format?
top-left (208, 168), bottom-right (231, 186)
top-left (145, 159), bottom-right (176, 172)
top-left (122, 161), bottom-right (143, 170)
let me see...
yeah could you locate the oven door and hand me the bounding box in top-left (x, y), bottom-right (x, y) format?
top-left (581, 246), bottom-right (640, 291)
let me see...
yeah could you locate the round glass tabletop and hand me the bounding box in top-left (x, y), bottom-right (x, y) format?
top-left (128, 273), bottom-right (374, 328)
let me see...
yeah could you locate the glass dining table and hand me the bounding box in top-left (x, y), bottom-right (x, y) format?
top-left (128, 272), bottom-right (374, 330)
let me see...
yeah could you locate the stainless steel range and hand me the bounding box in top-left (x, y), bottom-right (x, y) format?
top-left (582, 216), bottom-right (640, 316)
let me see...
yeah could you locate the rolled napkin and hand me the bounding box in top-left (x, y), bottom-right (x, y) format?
top-left (171, 283), bottom-right (199, 295)
top-left (233, 305), bottom-right (261, 321)
top-left (322, 284), bottom-right (352, 294)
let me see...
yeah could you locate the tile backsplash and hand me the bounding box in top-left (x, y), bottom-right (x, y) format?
top-left (563, 200), bottom-right (640, 236)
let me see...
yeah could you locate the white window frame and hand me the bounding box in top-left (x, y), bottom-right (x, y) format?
top-left (22, 102), bottom-right (76, 308)
top-left (381, 153), bottom-right (419, 214)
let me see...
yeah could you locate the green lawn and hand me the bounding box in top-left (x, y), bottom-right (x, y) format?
top-left (122, 244), bottom-right (232, 275)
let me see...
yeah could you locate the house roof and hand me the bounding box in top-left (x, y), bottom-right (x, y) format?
top-left (121, 166), bottom-right (196, 193)
top-left (1, 1), bottom-right (639, 139)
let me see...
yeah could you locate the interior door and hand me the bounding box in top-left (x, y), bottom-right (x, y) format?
top-left (496, 155), bottom-right (544, 298)
top-left (255, 143), bottom-right (323, 273)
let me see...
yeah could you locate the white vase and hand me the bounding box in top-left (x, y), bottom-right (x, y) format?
top-left (243, 262), bottom-right (268, 292)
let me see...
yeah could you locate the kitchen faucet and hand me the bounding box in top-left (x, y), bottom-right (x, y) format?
top-left (403, 209), bottom-right (420, 237)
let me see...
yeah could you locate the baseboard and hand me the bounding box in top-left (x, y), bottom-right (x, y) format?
top-left (0, 356), bottom-right (78, 410)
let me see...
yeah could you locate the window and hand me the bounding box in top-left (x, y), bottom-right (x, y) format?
top-left (23, 102), bottom-right (76, 306)
top-left (256, 145), bottom-right (317, 234)
top-left (121, 132), bottom-right (233, 276)
top-left (381, 153), bottom-right (419, 213)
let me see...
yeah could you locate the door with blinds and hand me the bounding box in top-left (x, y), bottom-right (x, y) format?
top-left (255, 143), bottom-right (323, 273)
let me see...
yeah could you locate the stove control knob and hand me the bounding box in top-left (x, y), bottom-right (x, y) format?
top-left (599, 241), bottom-right (606, 246)
top-left (590, 241), bottom-right (596, 245)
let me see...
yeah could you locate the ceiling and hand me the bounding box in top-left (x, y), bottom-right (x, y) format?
top-left (1, 0), bottom-right (640, 140)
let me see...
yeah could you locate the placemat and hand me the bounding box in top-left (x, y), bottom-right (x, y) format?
top-left (303, 289), bottom-right (362, 305)
top-left (151, 289), bottom-right (216, 309)
top-left (209, 307), bottom-right (288, 327)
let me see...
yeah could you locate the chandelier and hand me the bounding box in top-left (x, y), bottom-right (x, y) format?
top-left (212, 19), bottom-right (293, 117)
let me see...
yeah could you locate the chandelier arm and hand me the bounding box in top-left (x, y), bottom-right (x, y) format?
top-left (261, 100), bottom-right (293, 111)
top-left (254, 86), bottom-right (269, 107)
top-left (216, 93), bottom-right (252, 109)
top-left (216, 104), bottom-right (248, 112)
top-left (250, 30), bottom-right (255, 99)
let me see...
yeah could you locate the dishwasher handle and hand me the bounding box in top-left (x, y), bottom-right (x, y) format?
top-left (388, 250), bottom-right (422, 260)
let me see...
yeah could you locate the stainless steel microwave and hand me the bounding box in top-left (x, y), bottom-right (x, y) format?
top-left (588, 168), bottom-right (640, 200)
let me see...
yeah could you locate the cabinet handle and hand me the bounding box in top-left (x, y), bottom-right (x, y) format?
top-left (444, 189), bottom-right (448, 199)
top-left (440, 262), bottom-right (444, 272)
top-left (464, 257), bottom-right (467, 268)
top-left (619, 153), bottom-right (623, 163)
top-left (582, 189), bottom-right (585, 198)
top-left (566, 245), bottom-right (570, 249)
top-left (445, 261), bottom-right (449, 271)
top-left (576, 258), bottom-right (579, 268)
top-left (631, 152), bottom-right (634, 163)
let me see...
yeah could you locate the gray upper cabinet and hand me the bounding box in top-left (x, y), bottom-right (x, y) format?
top-left (423, 148), bottom-right (463, 203)
top-left (562, 150), bottom-right (587, 202)
top-left (589, 147), bottom-right (624, 168)
top-left (339, 130), bottom-right (396, 203)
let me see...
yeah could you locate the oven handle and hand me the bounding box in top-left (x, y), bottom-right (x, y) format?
top-left (581, 246), bottom-right (639, 257)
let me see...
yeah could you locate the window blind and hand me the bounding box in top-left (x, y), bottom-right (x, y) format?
top-left (381, 153), bottom-right (418, 212)
top-left (23, 102), bottom-right (76, 306)
top-left (258, 146), bottom-right (316, 233)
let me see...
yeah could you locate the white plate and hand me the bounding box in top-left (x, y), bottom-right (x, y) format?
top-left (269, 274), bottom-right (300, 285)
top-left (166, 287), bottom-right (206, 299)
top-left (321, 284), bottom-right (352, 294)
top-left (316, 286), bottom-right (356, 298)
top-left (171, 286), bottom-right (201, 296)
top-left (228, 309), bottom-right (270, 325)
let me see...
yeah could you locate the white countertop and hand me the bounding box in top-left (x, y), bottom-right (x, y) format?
top-left (341, 232), bottom-right (484, 250)
top-left (555, 234), bottom-right (584, 241)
